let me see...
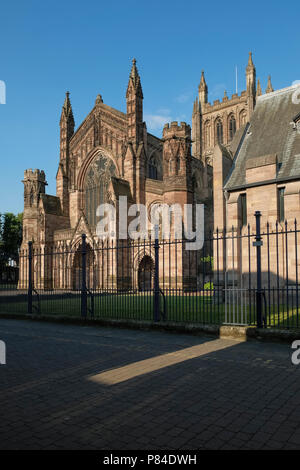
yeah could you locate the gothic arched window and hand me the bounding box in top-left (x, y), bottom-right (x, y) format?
top-left (229, 115), bottom-right (236, 141)
top-left (148, 155), bottom-right (158, 180)
top-left (240, 109), bottom-right (247, 126)
top-left (84, 153), bottom-right (116, 227)
top-left (216, 118), bottom-right (223, 144)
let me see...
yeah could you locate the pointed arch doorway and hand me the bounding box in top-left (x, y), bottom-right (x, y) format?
top-left (138, 256), bottom-right (154, 291)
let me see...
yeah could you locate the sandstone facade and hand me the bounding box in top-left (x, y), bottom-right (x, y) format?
top-left (19, 60), bottom-right (212, 290)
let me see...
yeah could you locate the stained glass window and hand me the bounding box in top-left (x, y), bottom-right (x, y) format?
top-left (84, 153), bottom-right (116, 227)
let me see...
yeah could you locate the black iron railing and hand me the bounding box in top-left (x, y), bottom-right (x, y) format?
top-left (1, 212), bottom-right (300, 329)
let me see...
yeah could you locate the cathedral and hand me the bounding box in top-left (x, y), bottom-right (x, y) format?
top-left (19, 52), bottom-right (290, 292)
top-left (19, 59), bottom-right (212, 290)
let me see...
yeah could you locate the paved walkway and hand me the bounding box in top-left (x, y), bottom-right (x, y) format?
top-left (0, 319), bottom-right (300, 450)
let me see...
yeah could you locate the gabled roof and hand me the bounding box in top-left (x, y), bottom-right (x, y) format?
top-left (224, 85), bottom-right (300, 190)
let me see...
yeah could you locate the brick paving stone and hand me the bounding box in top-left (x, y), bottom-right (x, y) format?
top-left (0, 319), bottom-right (300, 450)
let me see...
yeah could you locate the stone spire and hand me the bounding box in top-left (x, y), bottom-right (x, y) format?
top-left (246, 52), bottom-right (256, 115)
top-left (126, 58), bottom-right (143, 99)
top-left (256, 79), bottom-right (262, 97)
top-left (246, 52), bottom-right (256, 96)
top-left (58, 92), bottom-right (74, 217)
top-left (59, 91), bottom-right (75, 162)
top-left (193, 96), bottom-right (200, 114)
top-left (198, 70), bottom-right (208, 106)
top-left (247, 51), bottom-right (254, 68)
top-left (126, 58), bottom-right (144, 143)
top-left (61, 92), bottom-right (74, 127)
top-left (266, 75), bottom-right (274, 94)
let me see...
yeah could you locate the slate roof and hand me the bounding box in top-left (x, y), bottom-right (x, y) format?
top-left (224, 85), bottom-right (300, 190)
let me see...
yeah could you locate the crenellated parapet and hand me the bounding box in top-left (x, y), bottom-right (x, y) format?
top-left (163, 121), bottom-right (191, 140)
top-left (191, 52), bottom-right (269, 160)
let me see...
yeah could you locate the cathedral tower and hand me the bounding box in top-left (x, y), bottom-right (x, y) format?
top-left (191, 53), bottom-right (262, 162)
top-left (22, 169), bottom-right (47, 242)
top-left (124, 59), bottom-right (146, 204)
top-left (162, 121), bottom-right (193, 204)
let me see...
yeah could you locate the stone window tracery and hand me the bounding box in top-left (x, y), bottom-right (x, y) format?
top-left (148, 155), bottom-right (158, 180)
top-left (216, 118), bottom-right (223, 145)
top-left (84, 153), bottom-right (116, 227)
top-left (229, 115), bottom-right (236, 141)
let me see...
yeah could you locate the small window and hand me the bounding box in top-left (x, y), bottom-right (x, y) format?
top-left (278, 188), bottom-right (285, 222)
top-left (240, 194), bottom-right (247, 227)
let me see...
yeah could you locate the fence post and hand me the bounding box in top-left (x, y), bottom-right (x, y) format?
top-left (81, 234), bottom-right (87, 318)
top-left (28, 241), bottom-right (33, 314)
top-left (153, 225), bottom-right (160, 322)
top-left (254, 211), bottom-right (263, 328)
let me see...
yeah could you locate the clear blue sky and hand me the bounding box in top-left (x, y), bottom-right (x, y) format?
top-left (0, 0), bottom-right (299, 214)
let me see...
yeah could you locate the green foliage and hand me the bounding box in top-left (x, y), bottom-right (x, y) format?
top-left (200, 255), bottom-right (214, 270)
top-left (0, 213), bottom-right (23, 266)
top-left (204, 281), bottom-right (213, 290)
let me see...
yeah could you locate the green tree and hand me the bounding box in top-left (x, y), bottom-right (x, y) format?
top-left (0, 213), bottom-right (23, 266)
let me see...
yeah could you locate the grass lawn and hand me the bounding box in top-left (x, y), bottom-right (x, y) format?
top-left (0, 289), bottom-right (300, 329)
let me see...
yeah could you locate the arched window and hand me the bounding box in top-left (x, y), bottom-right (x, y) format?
top-left (216, 118), bottom-right (223, 144)
top-left (204, 121), bottom-right (210, 149)
top-left (84, 153), bottom-right (116, 227)
top-left (148, 155), bottom-right (158, 180)
top-left (240, 110), bottom-right (247, 126)
top-left (138, 256), bottom-right (154, 291)
top-left (229, 115), bottom-right (236, 141)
